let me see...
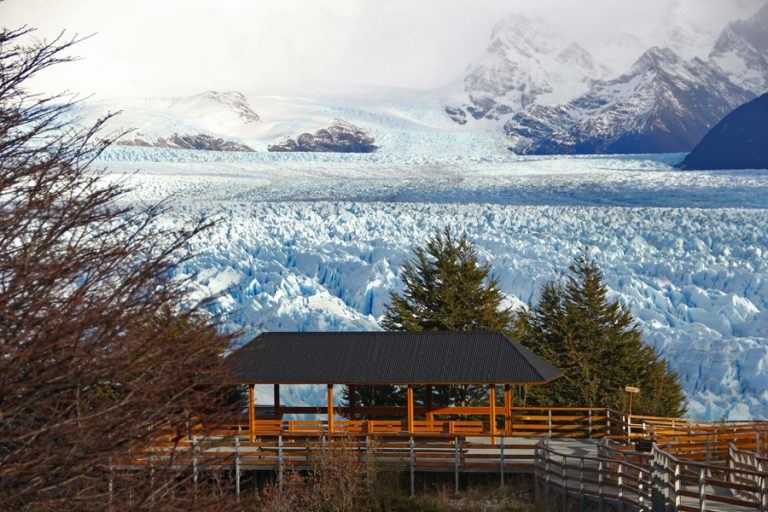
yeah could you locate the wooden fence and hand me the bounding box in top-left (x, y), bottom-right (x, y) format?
top-left (137, 407), bottom-right (768, 509)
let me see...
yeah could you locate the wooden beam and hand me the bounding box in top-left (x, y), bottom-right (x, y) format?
top-left (274, 384), bottom-right (280, 419)
top-left (504, 384), bottom-right (512, 435)
top-left (489, 384), bottom-right (497, 442)
top-left (327, 384), bottom-right (334, 434)
top-left (248, 385), bottom-right (255, 443)
top-left (348, 385), bottom-right (356, 420)
top-left (426, 385), bottom-right (433, 422)
top-left (407, 385), bottom-right (414, 434)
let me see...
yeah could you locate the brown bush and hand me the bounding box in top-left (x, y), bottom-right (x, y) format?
top-left (0, 24), bottom-right (234, 510)
top-left (257, 436), bottom-right (378, 512)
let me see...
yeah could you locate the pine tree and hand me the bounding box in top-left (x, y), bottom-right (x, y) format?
top-left (343, 229), bottom-right (515, 411)
top-left (382, 228), bottom-right (514, 333)
top-left (518, 255), bottom-right (686, 417)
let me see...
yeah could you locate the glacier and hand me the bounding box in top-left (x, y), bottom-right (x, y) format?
top-left (101, 148), bottom-right (768, 420)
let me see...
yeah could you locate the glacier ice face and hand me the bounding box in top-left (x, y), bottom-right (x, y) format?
top-left (104, 151), bottom-right (768, 419)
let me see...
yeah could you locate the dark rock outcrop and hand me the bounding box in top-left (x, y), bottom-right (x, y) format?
top-left (117, 133), bottom-right (254, 152)
top-left (677, 91), bottom-right (768, 170)
top-left (268, 120), bottom-right (377, 153)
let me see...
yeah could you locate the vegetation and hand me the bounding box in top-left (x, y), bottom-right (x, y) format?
top-left (381, 228), bottom-right (514, 334)
top-left (0, 26), bottom-right (233, 510)
top-left (516, 255), bottom-right (686, 417)
top-left (255, 436), bottom-right (534, 512)
top-left (344, 228), bottom-right (515, 410)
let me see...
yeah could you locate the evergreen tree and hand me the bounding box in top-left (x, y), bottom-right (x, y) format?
top-left (517, 255), bottom-right (686, 417)
top-left (382, 228), bottom-right (514, 333)
top-left (343, 229), bottom-right (515, 412)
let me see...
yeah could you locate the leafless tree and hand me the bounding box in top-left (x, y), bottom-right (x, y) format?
top-left (0, 24), bottom-right (236, 510)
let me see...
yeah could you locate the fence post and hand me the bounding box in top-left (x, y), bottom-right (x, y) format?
top-left (234, 435), bottom-right (241, 502)
top-left (589, 410), bottom-right (593, 438)
top-left (760, 474), bottom-right (768, 512)
top-left (706, 434), bottom-right (711, 464)
top-left (192, 439), bottom-right (199, 491)
top-left (617, 462), bottom-right (624, 512)
top-left (409, 436), bottom-right (415, 497)
top-left (638, 469), bottom-right (645, 512)
top-left (548, 409), bottom-right (553, 437)
top-left (579, 458), bottom-right (586, 510)
top-left (365, 435), bottom-right (372, 489)
top-left (499, 436), bottom-right (505, 487)
top-left (454, 436), bottom-right (460, 495)
top-left (562, 455), bottom-right (568, 511)
top-left (673, 463), bottom-right (681, 512)
top-left (606, 409), bottom-right (612, 437)
top-left (278, 434), bottom-right (284, 491)
top-left (534, 446), bottom-right (542, 507)
top-left (698, 468), bottom-right (705, 512)
top-left (597, 459), bottom-right (604, 512)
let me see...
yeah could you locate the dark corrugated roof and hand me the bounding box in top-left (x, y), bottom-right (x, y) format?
top-left (223, 332), bottom-right (561, 385)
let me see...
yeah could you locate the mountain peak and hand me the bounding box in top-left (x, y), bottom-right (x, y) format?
top-left (633, 46), bottom-right (683, 70)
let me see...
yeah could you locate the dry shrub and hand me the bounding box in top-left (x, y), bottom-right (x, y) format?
top-left (258, 436), bottom-right (377, 512)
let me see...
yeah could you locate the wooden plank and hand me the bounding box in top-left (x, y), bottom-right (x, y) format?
top-left (248, 385), bottom-right (255, 443)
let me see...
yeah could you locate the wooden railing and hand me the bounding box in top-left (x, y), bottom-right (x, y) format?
top-left (142, 407), bottom-right (768, 508)
top-left (212, 406), bottom-right (619, 439)
top-left (534, 421), bottom-right (768, 512)
top-left (535, 438), bottom-right (653, 511)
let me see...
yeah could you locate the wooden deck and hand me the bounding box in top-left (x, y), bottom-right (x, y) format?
top-left (136, 408), bottom-right (768, 510)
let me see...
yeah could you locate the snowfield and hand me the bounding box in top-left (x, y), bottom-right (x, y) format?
top-left (102, 149), bottom-right (768, 420)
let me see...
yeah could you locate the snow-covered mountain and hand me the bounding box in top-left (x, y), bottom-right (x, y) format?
top-left (72, 4), bottom-right (767, 157)
top-left (710, 2), bottom-right (768, 96)
top-left (449, 3), bottom-right (768, 155)
top-left (78, 90), bottom-right (261, 150)
top-left (450, 15), bottom-right (610, 121)
top-left (505, 47), bottom-right (752, 154)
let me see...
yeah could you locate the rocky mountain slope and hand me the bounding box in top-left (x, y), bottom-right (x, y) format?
top-left (678, 92), bottom-right (768, 170)
top-left (505, 47), bottom-right (752, 154)
top-left (268, 120), bottom-right (377, 153)
top-left (710, 3), bottom-right (768, 96)
top-left (117, 132), bottom-right (254, 152)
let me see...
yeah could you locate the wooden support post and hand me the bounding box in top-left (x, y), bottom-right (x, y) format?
top-left (349, 384), bottom-right (356, 420)
top-left (489, 385), bottom-right (497, 439)
top-left (327, 384), bottom-right (334, 434)
top-left (274, 384), bottom-right (280, 419)
top-left (425, 385), bottom-right (433, 422)
top-left (248, 384), bottom-right (255, 444)
top-left (504, 384), bottom-right (512, 435)
top-left (407, 385), bottom-right (415, 434)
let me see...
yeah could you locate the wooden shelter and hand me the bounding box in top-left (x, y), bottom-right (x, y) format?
top-left (224, 331), bottom-right (561, 442)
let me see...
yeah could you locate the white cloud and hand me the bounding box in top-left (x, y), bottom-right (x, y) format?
top-left (0, 0), bottom-right (763, 97)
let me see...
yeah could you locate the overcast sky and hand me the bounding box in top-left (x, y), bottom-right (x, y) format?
top-left (1, 0), bottom-right (764, 98)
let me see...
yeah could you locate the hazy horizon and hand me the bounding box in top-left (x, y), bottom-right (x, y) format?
top-left (1, 0), bottom-right (764, 98)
